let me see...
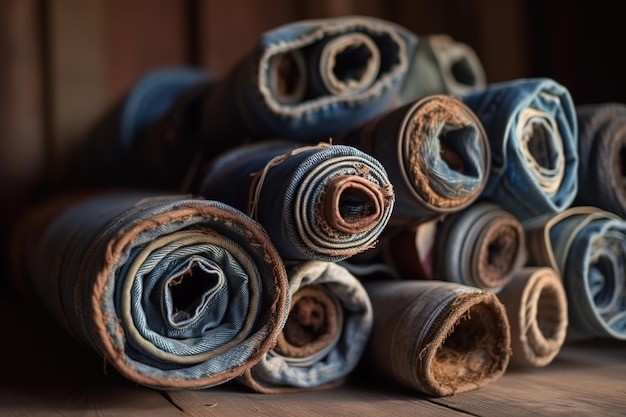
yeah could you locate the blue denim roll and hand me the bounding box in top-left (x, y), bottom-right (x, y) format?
top-left (574, 103), bottom-right (626, 218)
top-left (240, 261), bottom-right (373, 392)
top-left (461, 78), bottom-right (578, 220)
top-left (10, 191), bottom-right (289, 389)
top-left (199, 141), bottom-right (395, 261)
top-left (197, 16), bottom-right (485, 147)
top-left (524, 207), bottom-right (626, 340)
top-left (336, 94), bottom-right (490, 221)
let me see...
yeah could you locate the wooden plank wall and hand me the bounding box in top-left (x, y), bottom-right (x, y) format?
top-left (1, 0), bottom-right (625, 286)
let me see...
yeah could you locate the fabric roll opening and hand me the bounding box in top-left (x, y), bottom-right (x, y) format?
top-left (518, 107), bottom-right (565, 196)
top-left (362, 281), bottom-right (510, 397)
top-left (433, 202), bottom-right (525, 292)
top-left (428, 300), bottom-right (506, 394)
top-left (268, 50), bottom-right (307, 104)
top-left (498, 268), bottom-right (567, 368)
top-left (321, 175), bottom-right (386, 234)
top-left (428, 34), bottom-right (486, 95)
top-left (318, 33), bottom-right (381, 96)
top-left (402, 95), bottom-right (489, 213)
top-left (275, 285), bottom-right (343, 358)
top-left (473, 216), bottom-right (525, 290)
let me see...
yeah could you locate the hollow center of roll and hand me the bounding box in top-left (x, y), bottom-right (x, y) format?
top-left (271, 51), bottom-right (305, 103)
top-left (284, 296), bottom-right (327, 347)
top-left (438, 126), bottom-right (479, 176)
top-left (168, 264), bottom-right (220, 323)
top-left (333, 43), bottom-right (374, 86)
top-left (535, 286), bottom-right (566, 345)
top-left (275, 286), bottom-right (340, 358)
top-left (450, 56), bottom-right (477, 86)
top-left (590, 254), bottom-right (621, 311)
top-left (432, 303), bottom-right (505, 389)
top-left (321, 175), bottom-right (387, 234)
top-left (476, 219), bottom-right (522, 290)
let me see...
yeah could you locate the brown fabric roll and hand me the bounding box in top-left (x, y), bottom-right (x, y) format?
top-left (362, 280), bottom-right (511, 396)
top-left (497, 267), bottom-right (568, 367)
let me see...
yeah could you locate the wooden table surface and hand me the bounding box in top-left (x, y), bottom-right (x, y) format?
top-left (1, 291), bottom-right (624, 417)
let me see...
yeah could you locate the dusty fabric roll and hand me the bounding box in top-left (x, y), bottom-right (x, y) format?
top-left (240, 261), bottom-right (373, 393)
top-left (381, 202), bottom-right (526, 292)
top-left (461, 77), bottom-right (578, 220)
top-left (362, 280), bottom-right (511, 396)
top-left (524, 206), bottom-right (626, 340)
top-left (497, 267), bottom-right (568, 367)
top-left (199, 141), bottom-right (395, 261)
top-left (574, 103), bottom-right (626, 218)
top-left (10, 191), bottom-right (289, 389)
top-left (336, 94), bottom-right (490, 222)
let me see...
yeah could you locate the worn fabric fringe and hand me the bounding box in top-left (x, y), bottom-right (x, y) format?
top-left (361, 280), bottom-right (511, 396)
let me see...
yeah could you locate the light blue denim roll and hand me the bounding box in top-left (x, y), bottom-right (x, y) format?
top-left (336, 94), bottom-right (490, 221)
top-left (11, 191), bottom-right (289, 389)
top-left (198, 16), bottom-right (485, 146)
top-left (199, 141), bottom-right (394, 261)
top-left (574, 103), bottom-right (626, 218)
top-left (461, 78), bottom-right (578, 220)
top-left (524, 207), bottom-right (626, 340)
top-left (240, 261), bottom-right (373, 392)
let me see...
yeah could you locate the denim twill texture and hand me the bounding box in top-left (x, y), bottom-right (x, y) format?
top-left (199, 141), bottom-right (394, 261)
top-left (10, 191), bottom-right (289, 389)
top-left (524, 207), bottom-right (626, 340)
top-left (240, 261), bottom-right (373, 392)
top-left (461, 78), bottom-right (579, 220)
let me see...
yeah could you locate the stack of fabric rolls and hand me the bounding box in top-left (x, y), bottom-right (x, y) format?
top-left (9, 14), bottom-right (626, 397)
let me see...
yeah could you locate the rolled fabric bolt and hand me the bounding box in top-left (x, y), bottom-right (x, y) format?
top-left (10, 191), bottom-right (289, 389)
top-left (240, 261), bottom-right (373, 392)
top-left (362, 280), bottom-right (511, 396)
top-left (199, 141), bottom-right (395, 261)
top-left (199, 15), bottom-right (416, 145)
top-left (497, 267), bottom-right (568, 368)
top-left (398, 34), bottom-right (486, 103)
top-left (524, 206), bottom-right (626, 340)
top-left (381, 203), bottom-right (526, 292)
top-left (461, 77), bottom-right (578, 220)
top-left (336, 94), bottom-right (490, 222)
top-left (434, 202), bottom-right (527, 292)
top-left (574, 103), bottom-right (626, 218)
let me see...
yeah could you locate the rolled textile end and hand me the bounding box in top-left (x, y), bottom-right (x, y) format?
top-left (435, 202), bottom-right (527, 292)
top-left (10, 191), bottom-right (289, 390)
top-left (240, 261), bottom-right (373, 393)
top-left (200, 141), bottom-right (395, 261)
top-left (362, 280), bottom-right (511, 396)
top-left (398, 34), bottom-right (486, 104)
top-left (337, 94), bottom-right (490, 222)
top-left (575, 103), bottom-right (626, 218)
top-left (461, 77), bottom-right (578, 220)
top-left (523, 206), bottom-right (626, 340)
top-left (497, 267), bottom-right (568, 367)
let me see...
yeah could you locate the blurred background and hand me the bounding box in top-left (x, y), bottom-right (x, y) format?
top-left (1, 0), bottom-right (625, 289)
